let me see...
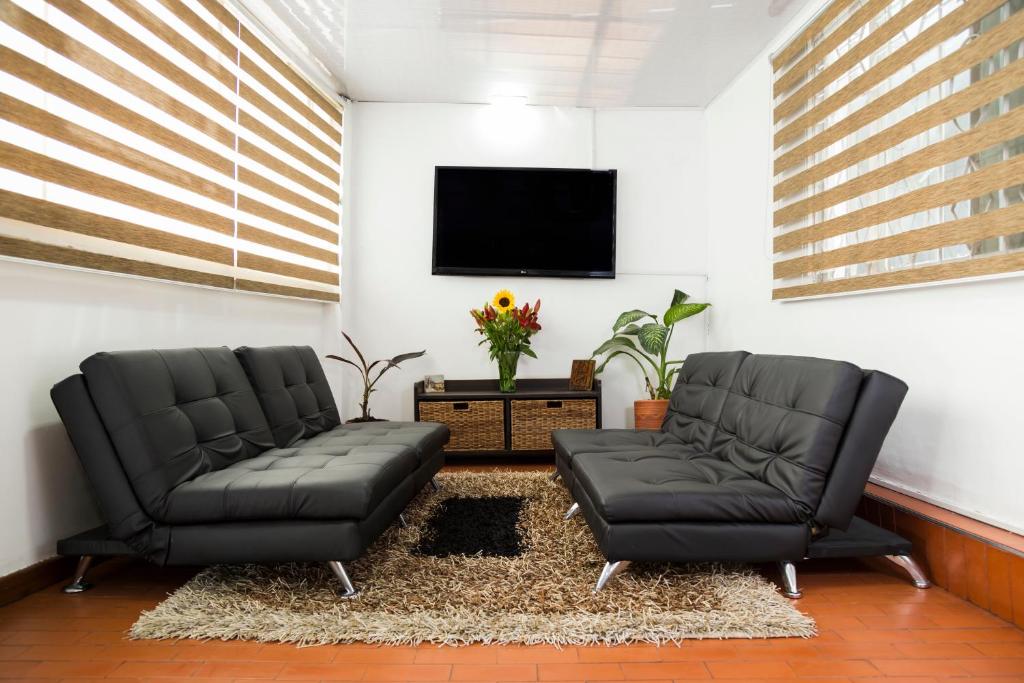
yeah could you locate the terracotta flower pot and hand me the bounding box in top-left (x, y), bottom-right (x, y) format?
top-left (634, 399), bottom-right (669, 430)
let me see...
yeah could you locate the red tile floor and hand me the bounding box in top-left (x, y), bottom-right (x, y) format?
top-left (2, 467), bottom-right (1022, 682)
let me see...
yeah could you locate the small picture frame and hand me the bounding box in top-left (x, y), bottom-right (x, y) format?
top-left (423, 374), bottom-right (446, 393)
top-left (569, 360), bottom-right (596, 391)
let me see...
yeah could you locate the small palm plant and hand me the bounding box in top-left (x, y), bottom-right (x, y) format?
top-left (591, 290), bottom-right (710, 400)
top-left (327, 331), bottom-right (425, 422)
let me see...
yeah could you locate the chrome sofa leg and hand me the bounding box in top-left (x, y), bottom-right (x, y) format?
top-left (62, 555), bottom-right (94, 594)
top-left (327, 561), bottom-right (359, 598)
top-left (778, 561), bottom-right (802, 599)
top-left (549, 471), bottom-right (560, 482)
top-left (886, 554), bottom-right (931, 589)
top-left (398, 513), bottom-right (409, 528)
top-left (563, 502), bottom-right (580, 520)
top-left (594, 560), bottom-right (631, 592)
top-left (429, 477), bottom-right (441, 492)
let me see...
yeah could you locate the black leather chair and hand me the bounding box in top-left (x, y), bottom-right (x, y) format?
top-left (51, 345), bottom-right (448, 596)
top-left (552, 351), bottom-right (929, 597)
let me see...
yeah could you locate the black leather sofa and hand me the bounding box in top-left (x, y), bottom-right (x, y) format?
top-left (552, 351), bottom-right (929, 597)
top-left (51, 345), bottom-right (448, 596)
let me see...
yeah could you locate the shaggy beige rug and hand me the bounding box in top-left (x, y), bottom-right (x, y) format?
top-left (131, 471), bottom-right (815, 645)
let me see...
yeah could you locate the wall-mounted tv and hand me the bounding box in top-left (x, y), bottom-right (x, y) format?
top-left (432, 166), bottom-right (616, 279)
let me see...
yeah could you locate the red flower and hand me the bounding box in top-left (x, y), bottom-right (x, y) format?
top-left (511, 301), bottom-right (541, 333)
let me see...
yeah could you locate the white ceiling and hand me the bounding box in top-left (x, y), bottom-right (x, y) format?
top-left (246, 0), bottom-right (813, 108)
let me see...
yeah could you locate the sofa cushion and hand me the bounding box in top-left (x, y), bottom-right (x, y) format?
top-left (80, 348), bottom-right (275, 520)
top-left (711, 354), bottom-right (864, 517)
top-left (162, 443), bottom-right (418, 524)
top-left (662, 351), bottom-right (749, 450)
top-left (573, 448), bottom-right (802, 524)
top-left (552, 428), bottom-right (685, 464)
top-left (304, 421), bottom-right (449, 463)
top-left (234, 345), bottom-right (340, 448)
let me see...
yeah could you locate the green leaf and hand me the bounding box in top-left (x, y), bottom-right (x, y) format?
top-left (595, 349), bottom-right (650, 379)
top-left (663, 302), bottom-right (710, 327)
top-left (521, 346), bottom-right (538, 359)
top-left (618, 323), bottom-right (642, 336)
top-left (592, 335), bottom-right (642, 357)
top-left (669, 289), bottom-right (690, 307)
top-left (612, 309), bottom-right (654, 332)
top-left (637, 323), bottom-right (668, 355)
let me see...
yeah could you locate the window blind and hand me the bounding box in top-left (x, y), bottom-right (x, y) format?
top-left (0, 0), bottom-right (342, 302)
top-left (771, 0), bottom-right (1023, 299)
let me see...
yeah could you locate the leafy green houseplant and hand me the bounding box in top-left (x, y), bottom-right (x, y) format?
top-left (592, 290), bottom-right (710, 428)
top-left (327, 331), bottom-right (425, 422)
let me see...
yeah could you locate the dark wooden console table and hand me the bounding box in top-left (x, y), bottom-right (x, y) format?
top-left (413, 378), bottom-right (601, 457)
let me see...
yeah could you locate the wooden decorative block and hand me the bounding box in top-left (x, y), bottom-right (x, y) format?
top-left (423, 375), bottom-right (446, 392)
top-left (569, 359), bottom-right (596, 391)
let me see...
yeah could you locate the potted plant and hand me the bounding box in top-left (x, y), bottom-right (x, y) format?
top-left (470, 289), bottom-right (542, 392)
top-left (327, 331), bottom-right (425, 422)
top-left (591, 290), bottom-right (710, 429)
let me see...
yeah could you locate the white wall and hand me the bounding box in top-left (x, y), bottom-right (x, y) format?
top-left (0, 259), bottom-right (342, 576)
top-left (342, 103), bottom-right (709, 428)
top-left (704, 5), bottom-right (1024, 534)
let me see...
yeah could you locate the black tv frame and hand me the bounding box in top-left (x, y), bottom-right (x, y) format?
top-left (431, 165), bottom-right (617, 279)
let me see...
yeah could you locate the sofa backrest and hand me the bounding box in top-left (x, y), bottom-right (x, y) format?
top-left (234, 345), bottom-right (340, 448)
top-left (814, 369), bottom-right (908, 530)
top-left (80, 347), bottom-right (275, 520)
top-left (663, 352), bottom-right (907, 529)
top-left (710, 355), bottom-right (864, 519)
top-left (661, 351), bottom-right (749, 450)
top-left (51, 374), bottom-right (171, 562)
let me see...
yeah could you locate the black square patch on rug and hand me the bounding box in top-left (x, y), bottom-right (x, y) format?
top-left (416, 496), bottom-right (525, 558)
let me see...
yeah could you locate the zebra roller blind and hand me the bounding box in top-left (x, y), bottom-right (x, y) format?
top-left (771, 0), bottom-right (1023, 299)
top-left (0, 0), bottom-right (342, 302)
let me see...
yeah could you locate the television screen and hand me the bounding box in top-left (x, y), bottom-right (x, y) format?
top-left (432, 166), bottom-right (616, 278)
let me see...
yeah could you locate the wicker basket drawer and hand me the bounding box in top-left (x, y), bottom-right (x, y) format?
top-left (511, 399), bottom-right (597, 451)
top-left (418, 400), bottom-right (505, 451)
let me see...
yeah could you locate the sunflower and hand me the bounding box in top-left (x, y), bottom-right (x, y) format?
top-left (492, 289), bottom-right (516, 313)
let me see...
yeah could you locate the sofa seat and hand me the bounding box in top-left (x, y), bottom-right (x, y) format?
top-left (161, 443), bottom-right (418, 524)
top-left (573, 449), bottom-right (804, 524)
top-left (552, 428), bottom-right (685, 463)
top-left (303, 421), bottom-right (449, 464)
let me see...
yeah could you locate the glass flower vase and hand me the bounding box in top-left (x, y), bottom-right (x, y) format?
top-left (496, 350), bottom-right (520, 393)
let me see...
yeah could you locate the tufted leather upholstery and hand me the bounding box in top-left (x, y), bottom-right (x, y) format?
top-left (309, 421), bottom-right (450, 464)
top-left (235, 346), bottom-right (341, 447)
top-left (711, 355), bottom-right (864, 517)
top-left (553, 428), bottom-right (686, 463)
top-left (163, 442), bottom-right (418, 523)
top-left (661, 351), bottom-right (748, 449)
top-left (555, 351), bottom-right (907, 564)
top-left (573, 448), bottom-right (801, 523)
top-left (80, 347), bottom-right (275, 520)
top-left (54, 345), bottom-right (448, 567)
top-left (161, 422), bottom-right (452, 524)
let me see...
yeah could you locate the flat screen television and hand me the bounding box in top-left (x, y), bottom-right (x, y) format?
top-left (432, 166), bottom-right (616, 278)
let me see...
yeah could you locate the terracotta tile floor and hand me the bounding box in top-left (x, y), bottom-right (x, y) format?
top-left (2, 467), bottom-right (1022, 681)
